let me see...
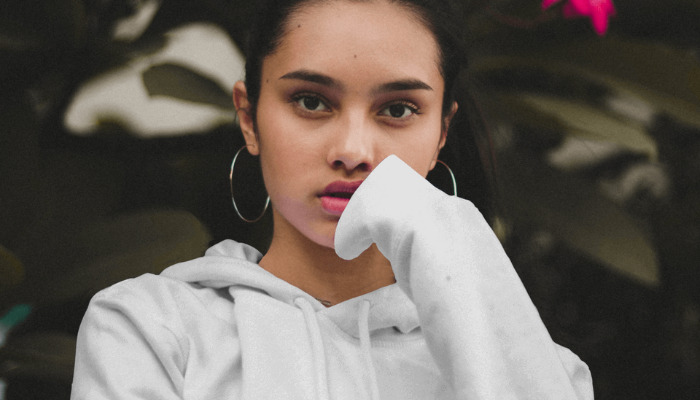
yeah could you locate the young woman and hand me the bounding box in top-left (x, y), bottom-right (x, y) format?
top-left (71, 0), bottom-right (593, 399)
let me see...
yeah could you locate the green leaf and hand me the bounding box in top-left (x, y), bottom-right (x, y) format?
top-left (0, 304), bottom-right (31, 329)
top-left (142, 62), bottom-right (233, 109)
top-left (499, 151), bottom-right (660, 287)
top-left (0, 0), bottom-right (86, 49)
top-left (0, 0), bottom-right (87, 88)
top-left (0, 245), bottom-right (24, 290)
top-left (473, 36), bottom-right (700, 128)
top-left (15, 210), bottom-right (211, 306)
top-left (0, 332), bottom-right (76, 382)
top-left (490, 92), bottom-right (657, 158)
top-left (690, 66), bottom-right (700, 103)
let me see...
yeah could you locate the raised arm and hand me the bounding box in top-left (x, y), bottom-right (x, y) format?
top-left (336, 155), bottom-right (593, 400)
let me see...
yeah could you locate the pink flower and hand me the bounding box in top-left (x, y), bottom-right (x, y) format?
top-left (542, 0), bottom-right (616, 35)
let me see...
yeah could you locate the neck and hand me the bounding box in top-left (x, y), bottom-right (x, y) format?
top-left (258, 211), bottom-right (395, 307)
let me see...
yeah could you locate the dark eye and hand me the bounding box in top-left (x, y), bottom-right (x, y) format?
top-left (380, 103), bottom-right (418, 119)
top-left (294, 95), bottom-right (328, 112)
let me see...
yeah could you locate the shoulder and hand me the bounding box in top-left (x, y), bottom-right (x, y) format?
top-left (91, 273), bottom-right (192, 309)
top-left (87, 273), bottom-right (237, 330)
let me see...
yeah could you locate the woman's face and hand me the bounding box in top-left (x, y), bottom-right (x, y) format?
top-left (234, 0), bottom-right (453, 249)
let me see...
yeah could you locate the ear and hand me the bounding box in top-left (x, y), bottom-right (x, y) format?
top-left (441, 101), bottom-right (458, 149)
top-left (233, 81), bottom-right (260, 156)
top-left (430, 101), bottom-right (458, 170)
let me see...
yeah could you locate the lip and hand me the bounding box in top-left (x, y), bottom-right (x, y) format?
top-left (319, 180), bottom-right (364, 215)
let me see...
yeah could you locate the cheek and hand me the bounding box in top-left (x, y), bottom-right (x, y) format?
top-left (390, 123), bottom-right (444, 176)
top-left (256, 125), bottom-right (320, 206)
top-left (258, 143), bottom-right (296, 202)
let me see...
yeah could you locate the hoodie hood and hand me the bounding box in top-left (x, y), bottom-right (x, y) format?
top-left (159, 240), bottom-right (428, 400)
top-left (161, 239), bottom-right (420, 338)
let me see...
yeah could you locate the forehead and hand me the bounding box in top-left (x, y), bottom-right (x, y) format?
top-left (265, 0), bottom-right (442, 87)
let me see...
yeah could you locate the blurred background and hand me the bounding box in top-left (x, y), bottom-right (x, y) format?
top-left (1, 0), bottom-right (698, 399)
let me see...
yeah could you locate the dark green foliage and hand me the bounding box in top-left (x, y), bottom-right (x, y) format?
top-left (142, 63), bottom-right (233, 108)
top-left (1, 1), bottom-right (699, 399)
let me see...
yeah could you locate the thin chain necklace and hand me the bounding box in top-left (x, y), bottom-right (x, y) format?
top-left (315, 298), bottom-right (332, 307)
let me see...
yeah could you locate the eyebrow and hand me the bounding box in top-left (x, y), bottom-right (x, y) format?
top-left (279, 69), bottom-right (433, 93)
top-left (373, 79), bottom-right (433, 94)
top-left (279, 70), bottom-right (341, 89)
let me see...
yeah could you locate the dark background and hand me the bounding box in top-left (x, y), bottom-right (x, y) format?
top-left (1, 0), bottom-right (699, 399)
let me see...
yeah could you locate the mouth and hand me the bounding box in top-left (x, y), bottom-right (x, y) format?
top-left (319, 180), bottom-right (363, 215)
top-left (323, 192), bottom-right (353, 199)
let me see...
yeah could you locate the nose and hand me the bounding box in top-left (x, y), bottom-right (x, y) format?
top-left (326, 112), bottom-right (376, 173)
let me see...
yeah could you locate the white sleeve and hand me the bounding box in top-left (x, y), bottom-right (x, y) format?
top-left (71, 282), bottom-right (185, 400)
top-left (335, 155), bottom-right (593, 400)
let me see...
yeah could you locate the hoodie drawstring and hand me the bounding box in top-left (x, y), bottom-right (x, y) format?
top-left (359, 300), bottom-right (381, 400)
top-left (294, 298), bottom-right (381, 400)
top-left (295, 297), bottom-right (330, 400)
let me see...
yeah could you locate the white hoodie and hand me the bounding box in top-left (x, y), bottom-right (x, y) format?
top-left (71, 155), bottom-right (593, 400)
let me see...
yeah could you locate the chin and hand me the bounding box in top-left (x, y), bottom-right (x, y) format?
top-left (302, 222), bottom-right (337, 250)
top-left (308, 230), bottom-right (336, 250)
top-left (273, 205), bottom-right (338, 251)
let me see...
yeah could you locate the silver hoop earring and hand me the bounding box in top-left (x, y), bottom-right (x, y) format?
top-left (230, 145), bottom-right (270, 223)
top-left (436, 159), bottom-right (458, 197)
